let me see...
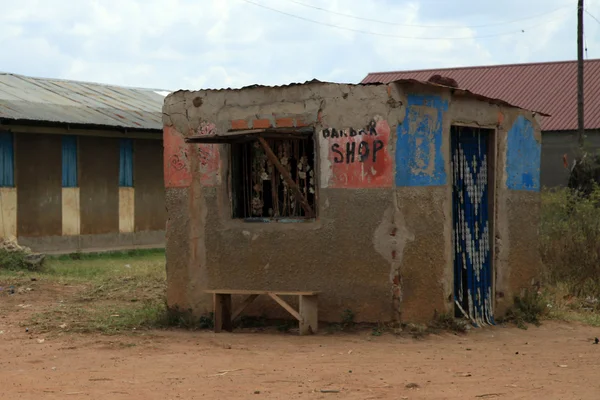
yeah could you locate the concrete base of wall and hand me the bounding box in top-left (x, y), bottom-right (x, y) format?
top-left (19, 230), bottom-right (165, 254)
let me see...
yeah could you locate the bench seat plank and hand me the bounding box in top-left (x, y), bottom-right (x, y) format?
top-left (205, 289), bottom-right (319, 296)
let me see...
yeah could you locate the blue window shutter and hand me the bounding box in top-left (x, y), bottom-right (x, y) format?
top-left (62, 135), bottom-right (78, 187)
top-left (119, 139), bottom-right (133, 187)
top-left (0, 132), bottom-right (14, 187)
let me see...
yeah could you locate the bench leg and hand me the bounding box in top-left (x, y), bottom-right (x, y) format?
top-left (213, 293), bottom-right (232, 333)
top-left (299, 294), bottom-right (318, 335)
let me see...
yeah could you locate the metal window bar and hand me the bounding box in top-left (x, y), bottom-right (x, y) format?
top-left (233, 137), bottom-right (315, 220)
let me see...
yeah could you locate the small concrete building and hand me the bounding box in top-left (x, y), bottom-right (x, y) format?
top-left (0, 73), bottom-right (166, 253)
top-left (163, 79), bottom-right (543, 325)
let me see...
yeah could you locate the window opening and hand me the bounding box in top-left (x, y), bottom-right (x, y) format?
top-left (62, 135), bottom-right (78, 187)
top-left (0, 132), bottom-right (14, 188)
top-left (119, 138), bottom-right (134, 187)
top-left (231, 136), bottom-right (316, 220)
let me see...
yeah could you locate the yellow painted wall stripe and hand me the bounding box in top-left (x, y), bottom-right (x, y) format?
top-left (119, 187), bottom-right (135, 233)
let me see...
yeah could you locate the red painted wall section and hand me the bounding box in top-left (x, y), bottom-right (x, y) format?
top-left (193, 122), bottom-right (220, 187)
top-left (163, 123), bottom-right (221, 188)
top-left (164, 126), bottom-right (192, 188)
top-left (322, 118), bottom-right (393, 188)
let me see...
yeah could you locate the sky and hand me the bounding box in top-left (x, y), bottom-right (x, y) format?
top-left (0, 0), bottom-right (599, 91)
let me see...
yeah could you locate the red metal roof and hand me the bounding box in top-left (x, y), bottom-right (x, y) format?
top-left (361, 59), bottom-right (600, 131)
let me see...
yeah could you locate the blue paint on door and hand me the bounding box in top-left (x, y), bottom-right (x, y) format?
top-left (119, 138), bottom-right (134, 187)
top-left (506, 116), bottom-right (540, 191)
top-left (0, 132), bottom-right (14, 187)
top-left (452, 126), bottom-right (494, 327)
top-left (396, 94), bottom-right (448, 187)
top-left (62, 135), bottom-right (78, 187)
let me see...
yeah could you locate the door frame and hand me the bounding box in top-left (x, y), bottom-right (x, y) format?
top-left (449, 123), bottom-right (498, 319)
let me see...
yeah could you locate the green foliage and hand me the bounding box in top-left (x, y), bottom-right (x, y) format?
top-left (0, 248), bottom-right (30, 270)
top-left (0, 248), bottom-right (44, 271)
top-left (540, 186), bottom-right (600, 297)
top-left (341, 309), bottom-right (355, 330)
top-left (236, 314), bottom-right (268, 328)
top-left (429, 311), bottom-right (468, 333)
top-left (51, 248), bottom-right (165, 262)
top-left (504, 290), bottom-right (547, 329)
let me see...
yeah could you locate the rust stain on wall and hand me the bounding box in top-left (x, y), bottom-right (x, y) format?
top-left (16, 133), bottom-right (62, 237)
top-left (80, 136), bottom-right (119, 235)
top-left (134, 139), bottom-right (166, 232)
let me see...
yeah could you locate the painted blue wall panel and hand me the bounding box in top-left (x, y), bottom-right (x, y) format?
top-left (119, 138), bottom-right (134, 187)
top-left (396, 94), bottom-right (448, 186)
top-left (506, 116), bottom-right (541, 191)
top-left (0, 132), bottom-right (14, 187)
top-left (62, 135), bottom-right (78, 187)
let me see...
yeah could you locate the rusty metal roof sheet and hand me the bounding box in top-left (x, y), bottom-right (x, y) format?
top-left (362, 59), bottom-right (600, 131)
top-left (173, 78), bottom-right (541, 114)
top-left (0, 73), bottom-right (167, 131)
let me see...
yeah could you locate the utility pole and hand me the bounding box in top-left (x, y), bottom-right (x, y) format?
top-left (577, 0), bottom-right (585, 148)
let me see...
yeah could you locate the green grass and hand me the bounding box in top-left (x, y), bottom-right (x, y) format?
top-left (0, 250), bottom-right (171, 334)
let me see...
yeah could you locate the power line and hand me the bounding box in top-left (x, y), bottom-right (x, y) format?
top-left (586, 9), bottom-right (600, 25)
top-left (282, 0), bottom-right (572, 29)
top-left (241, 0), bottom-right (569, 40)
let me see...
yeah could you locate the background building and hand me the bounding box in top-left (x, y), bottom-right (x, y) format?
top-left (0, 73), bottom-right (166, 253)
top-left (362, 59), bottom-right (600, 188)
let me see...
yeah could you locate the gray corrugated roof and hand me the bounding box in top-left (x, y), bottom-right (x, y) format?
top-left (0, 73), bottom-right (168, 131)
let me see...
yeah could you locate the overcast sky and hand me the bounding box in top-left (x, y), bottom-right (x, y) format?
top-left (1, 0), bottom-right (599, 90)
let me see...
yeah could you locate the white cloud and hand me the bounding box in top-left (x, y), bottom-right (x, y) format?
top-left (0, 0), bottom-right (595, 90)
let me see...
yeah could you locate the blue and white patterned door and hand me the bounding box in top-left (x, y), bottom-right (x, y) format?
top-left (451, 127), bottom-right (494, 326)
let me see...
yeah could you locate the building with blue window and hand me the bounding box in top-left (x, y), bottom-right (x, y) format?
top-left (0, 73), bottom-right (167, 253)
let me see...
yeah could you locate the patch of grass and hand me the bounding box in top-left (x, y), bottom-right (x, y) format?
top-left (371, 326), bottom-right (383, 336)
top-left (540, 283), bottom-right (600, 327)
top-left (429, 311), bottom-right (469, 334)
top-left (341, 309), bottom-right (355, 330)
top-left (502, 289), bottom-right (547, 329)
top-left (236, 314), bottom-right (268, 328)
top-left (540, 187), bottom-right (600, 298)
top-left (5, 252), bottom-right (170, 334)
top-left (276, 320), bottom-right (295, 332)
top-left (29, 299), bottom-right (170, 334)
top-left (50, 248), bottom-right (164, 262)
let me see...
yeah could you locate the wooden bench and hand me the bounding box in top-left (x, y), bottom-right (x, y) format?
top-left (204, 290), bottom-right (319, 335)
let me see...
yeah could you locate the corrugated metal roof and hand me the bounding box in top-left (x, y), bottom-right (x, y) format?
top-left (0, 73), bottom-right (167, 131)
top-left (172, 78), bottom-right (540, 114)
top-left (361, 59), bottom-right (600, 131)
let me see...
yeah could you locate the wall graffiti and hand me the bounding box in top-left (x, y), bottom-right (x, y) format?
top-left (396, 94), bottom-right (448, 187)
top-left (163, 123), bottom-right (220, 188)
top-left (164, 126), bottom-right (192, 188)
top-left (194, 122), bottom-right (220, 186)
top-left (321, 118), bottom-right (393, 188)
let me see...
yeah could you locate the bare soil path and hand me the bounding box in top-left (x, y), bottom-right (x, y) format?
top-left (1, 283), bottom-right (600, 399)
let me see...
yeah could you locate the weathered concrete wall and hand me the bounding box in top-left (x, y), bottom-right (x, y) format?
top-left (16, 133), bottom-right (62, 237)
top-left (163, 81), bottom-right (543, 324)
top-left (5, 132), bottom-right (166, 254)
top-left (134, 139), bottom-right (167, 232)
top-left (540, 129), bottom-right (600, 188)
top-left (80, 136), bottom-right (120, 235)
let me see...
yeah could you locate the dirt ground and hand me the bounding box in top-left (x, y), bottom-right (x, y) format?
top-left (2, 284), bottom-right (600, 400)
